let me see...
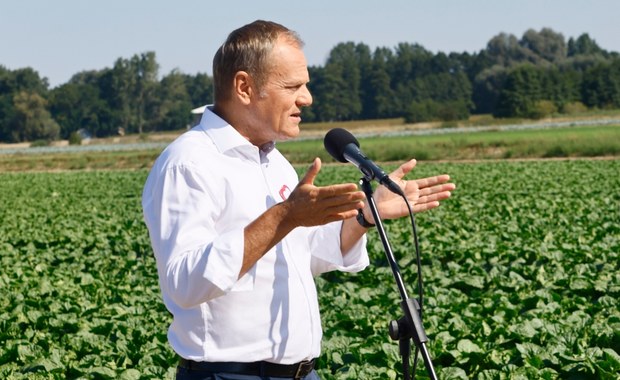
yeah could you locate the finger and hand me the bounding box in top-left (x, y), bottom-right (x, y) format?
top-left (316, 184), bottom-right (362, 200)
top-left (418, 182), bottom-right (456, 198)
top-left (389, 159), bottom-right (417, 180)
top-left (415, 174), bottom-right (452, 189)
top-left (311, 195), bottom-right (364, 224)
top-left (299, 157), bottom-right (321, 186)
top-left (320, 208), bottom-right (360, 224)
top-left (416, 191), bottom-right (452, 205)
top-left (412, 201), bottom-right (441, 213)
top-left (326, 200), bottom-right (365, 216)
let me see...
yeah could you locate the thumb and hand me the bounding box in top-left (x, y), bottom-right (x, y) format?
top-left (299, 157), bottom-right (321, 186)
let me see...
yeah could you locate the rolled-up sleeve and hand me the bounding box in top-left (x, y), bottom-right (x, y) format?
top-left (309, 221), bottom-right (369, 276)
top-left (142, 164), bottom-right (247, 309)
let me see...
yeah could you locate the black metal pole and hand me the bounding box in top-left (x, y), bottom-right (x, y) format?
top-left (359, 178), bottom-right (438, 380)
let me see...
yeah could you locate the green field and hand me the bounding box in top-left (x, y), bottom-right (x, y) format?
top-left (279, 124), bottom-right (620, 163)
top-left (1, 159), bottom-right (618, 379)
top-left (0, 123), bottom-right (619, 171)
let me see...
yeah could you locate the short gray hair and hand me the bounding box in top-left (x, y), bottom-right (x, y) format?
top-left (212, 20), bottom-right (304, 103)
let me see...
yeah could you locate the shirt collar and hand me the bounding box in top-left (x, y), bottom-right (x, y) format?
top-left (259, 141), bottom-right (276, 154)
top-left (197, 106), bottom-right (251, 154)
top-left (198, 106), bottom-right (276, 160)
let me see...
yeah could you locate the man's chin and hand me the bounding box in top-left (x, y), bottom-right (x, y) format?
top-left (278, 128), bottom-right (300, 141)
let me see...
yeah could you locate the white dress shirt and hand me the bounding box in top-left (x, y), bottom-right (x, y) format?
top-left (142, 108), bottom-right (369, 364)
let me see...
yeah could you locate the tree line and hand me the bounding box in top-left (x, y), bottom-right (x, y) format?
top-left (1, 28), bottom-right (619, 143)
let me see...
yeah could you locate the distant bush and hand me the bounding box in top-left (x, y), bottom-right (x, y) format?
top-left (529, 100), bottom-right (558, 119)
top-left (68, 131), bottom-right (82, 145)
top-left (437, 101), bottom-right (470, 122)
top-left (29, 139), bottom-right (51, 147)
top-left (405, 100), bottom-right (439, 123)
top-left (405, 100), bottom-right (470, 123)
top-left (561, 101), bottom-right (588, 114)
top-left (439, 121), bottom-right (458, 129)
top-left (543, 145), bottom-right (569, 157)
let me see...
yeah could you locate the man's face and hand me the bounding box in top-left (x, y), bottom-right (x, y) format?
top-left (248, 38), bottom-right (313, 145)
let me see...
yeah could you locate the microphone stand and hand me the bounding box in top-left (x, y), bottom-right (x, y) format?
top-left (359, 177), bottom-right (438, 380)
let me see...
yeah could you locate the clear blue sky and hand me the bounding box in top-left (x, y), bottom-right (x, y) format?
top-left (2, 0), bottom-right (619, 88)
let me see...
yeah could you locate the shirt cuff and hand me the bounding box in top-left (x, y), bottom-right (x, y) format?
top-left (203, 228), bottom-right (253, 293)
top-left (310, 221), bottom-right (369, 274)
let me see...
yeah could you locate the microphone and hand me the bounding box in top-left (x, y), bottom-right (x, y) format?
top-left (324, 128), bottom-right (404, 196)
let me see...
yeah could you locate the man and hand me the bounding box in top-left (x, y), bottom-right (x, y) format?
top-left (142, 20), bottom-right (455, 380)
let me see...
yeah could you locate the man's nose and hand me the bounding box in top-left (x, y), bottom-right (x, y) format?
top-left (298, 85), bottom-right (313, 107)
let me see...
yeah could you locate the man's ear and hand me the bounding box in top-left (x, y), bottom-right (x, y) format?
top-left (233, 71), bottom-right (253, 105)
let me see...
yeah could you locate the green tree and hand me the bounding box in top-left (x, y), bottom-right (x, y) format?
top-left (0, 94), bottom-right (17, 142)
top-left (49, 81), bottom-right (114, 138)
top-left (307, 64), bottom-right (348, 121)
top-left (307, 42), bottom-right (368, 121)
top-left (520, 28), bottom-right (567, 63)
top-left (0, 67), bottom-right (49, 95)
top-left (323, 42), bottom-right (365, 120)
top-left (154, 70), bottom-right (193, 131)
top-left (494, 65), bottom-right (543, 118)
top-left (361, 47), bottom-right (396, 119)
top-left (301, 66), bottom-right (320, 122)
top-left (485, 32), bottom-right (540, 67)
top-left (12, 91), bottom-right (60, 142)
top-left (582, 59), bottom-right (620, 108)
top-left (0, 66), bottom-right (52, 142)
top-left (130, 52), bottom-right (159, 133)
top-left (99, 59), bottom-right (133, 134)
top-left (567, 33), bottom-right (606, 57)
top-left (390, 43), bottom-right (434, 114)
top-left (0, 66), bottom-right (16, 141)
top-left (541, 67), bottom-right (581, 109)
top-left (95, 52), bottom-right (159, 135)
top-left (184, 72), bottom-right (213, 108)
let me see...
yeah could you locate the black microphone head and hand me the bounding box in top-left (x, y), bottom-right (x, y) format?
top-left (323, 128), bottom-right (360, 163)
